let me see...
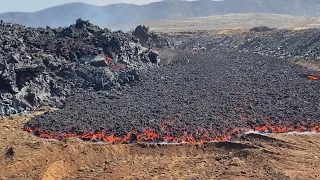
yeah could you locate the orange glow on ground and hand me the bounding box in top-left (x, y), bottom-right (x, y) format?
top-left (24, 120), bottom-right (320, 144)
top-left (307, 75), bottom-right (319, 80)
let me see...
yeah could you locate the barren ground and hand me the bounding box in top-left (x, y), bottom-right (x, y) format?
top-left (144, 13), bottom-right (320, 33)
top-left (0, 110), bottom-right (319, 180)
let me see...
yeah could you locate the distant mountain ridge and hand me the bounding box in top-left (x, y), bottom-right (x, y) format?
top-left (0, 0), bottom-right (319, 30)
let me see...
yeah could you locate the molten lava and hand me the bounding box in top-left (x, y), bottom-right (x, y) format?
top-left (189, 49), bottom-right (199, 55)
top-left (252, 121), bottom-right (320, 134)
top-left (24, 120), bottom-right (320, 144)
top-left (307, 75), bottom-right (319, 81)
top-left (104, 56), bottom-right (126, 70)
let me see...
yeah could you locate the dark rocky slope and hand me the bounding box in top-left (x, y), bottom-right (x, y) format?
top-left (0, 19), bottom-right (170, 116)
top-left (177, 28), bottom-right (320, 60)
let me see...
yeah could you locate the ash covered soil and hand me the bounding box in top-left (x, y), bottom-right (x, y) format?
top-left (26, 48), bottom-right (320, 139)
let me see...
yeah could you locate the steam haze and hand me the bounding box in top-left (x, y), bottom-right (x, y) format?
top-left (0, 0), bottom-right (319, 30)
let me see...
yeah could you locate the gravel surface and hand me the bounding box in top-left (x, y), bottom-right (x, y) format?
top-left (176, 28), bottom-right (320, 60)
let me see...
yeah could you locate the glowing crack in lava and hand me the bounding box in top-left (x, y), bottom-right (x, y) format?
top-left (24, 120), bottom-right (320, 144)
top-left (104, 55), bottom-right (126, 70)
top-left (307, 75), bottom-right (319, 81)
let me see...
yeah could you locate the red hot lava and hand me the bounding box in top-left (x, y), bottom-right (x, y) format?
top-left (104, 56), bottom-right (126, 70)
top-left (307, 75), bottom-right (319, 81)
top-left (24, 120), bottom-right (320, 144)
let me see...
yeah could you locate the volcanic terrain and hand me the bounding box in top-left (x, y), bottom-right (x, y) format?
top-left (1, 16), bottom-right (320, 179)
top-left (26, 48), bottom-right (320, 143)
top-left (0, 18), bottom-right (318, 144)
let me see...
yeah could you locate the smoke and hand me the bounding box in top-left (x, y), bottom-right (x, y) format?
top-left (245, 130), bottom-right (320, 135)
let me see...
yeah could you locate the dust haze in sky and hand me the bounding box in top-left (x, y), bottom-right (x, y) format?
top-left (0, 0), bottom-right (161, 13)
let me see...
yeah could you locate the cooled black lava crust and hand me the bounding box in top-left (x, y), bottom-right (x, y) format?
top-left (26, 50), bottom-right (320, 137)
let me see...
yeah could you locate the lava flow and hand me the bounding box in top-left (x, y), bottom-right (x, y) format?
top-left (24, 120), bottom-right (320, 144)
top-left (253, 124), bottom-right (320, 133)
top-left (307, 75), bottom-right (319, 81)
top-left (104, 55), bottom-right (126, 70)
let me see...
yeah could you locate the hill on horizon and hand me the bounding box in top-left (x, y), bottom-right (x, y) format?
top-left (0, 0), bottom-right (319, 30)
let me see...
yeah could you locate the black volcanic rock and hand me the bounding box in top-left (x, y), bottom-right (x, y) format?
top-left (250, 26), bottom-right (276, 32)
top-left (0, 20), bottom-right (169, 116)
top-left (133, 25), bottom-right (172, 48)
top-left (133, 25), bottom-right (150, 46)
top-left (177, 28), bottom-right (320, 60)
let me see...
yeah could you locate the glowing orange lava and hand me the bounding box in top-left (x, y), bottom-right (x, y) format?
top-left (307, 75), bottom-right (319, 81)
top-left (104, 56), bottom-right (126, 70)
top-left (24, 120), bottom-right (320, 144)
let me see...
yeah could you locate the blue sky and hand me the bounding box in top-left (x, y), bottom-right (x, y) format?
top-left (0, 0), bottom-right (161, 12)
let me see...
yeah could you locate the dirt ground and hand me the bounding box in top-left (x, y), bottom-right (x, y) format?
top-left (0, 109), bottom-right (319, 180)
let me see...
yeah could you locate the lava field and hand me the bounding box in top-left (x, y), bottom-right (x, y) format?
top-left (175, 27), bottom-right (320, 60)
top-left (1, 19), bottom-right (319, 144)
top-left (26, 49), bottom-right (320, 143)
top-left (0, 20), bottom-right (169, 116)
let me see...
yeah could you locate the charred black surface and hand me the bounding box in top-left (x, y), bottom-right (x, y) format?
top-left (0, 19), bottom-right (169, 116)
top-left (177, 28), bottom-right (320, 60)
top-left (26, 49), bottom-right (320, 137)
